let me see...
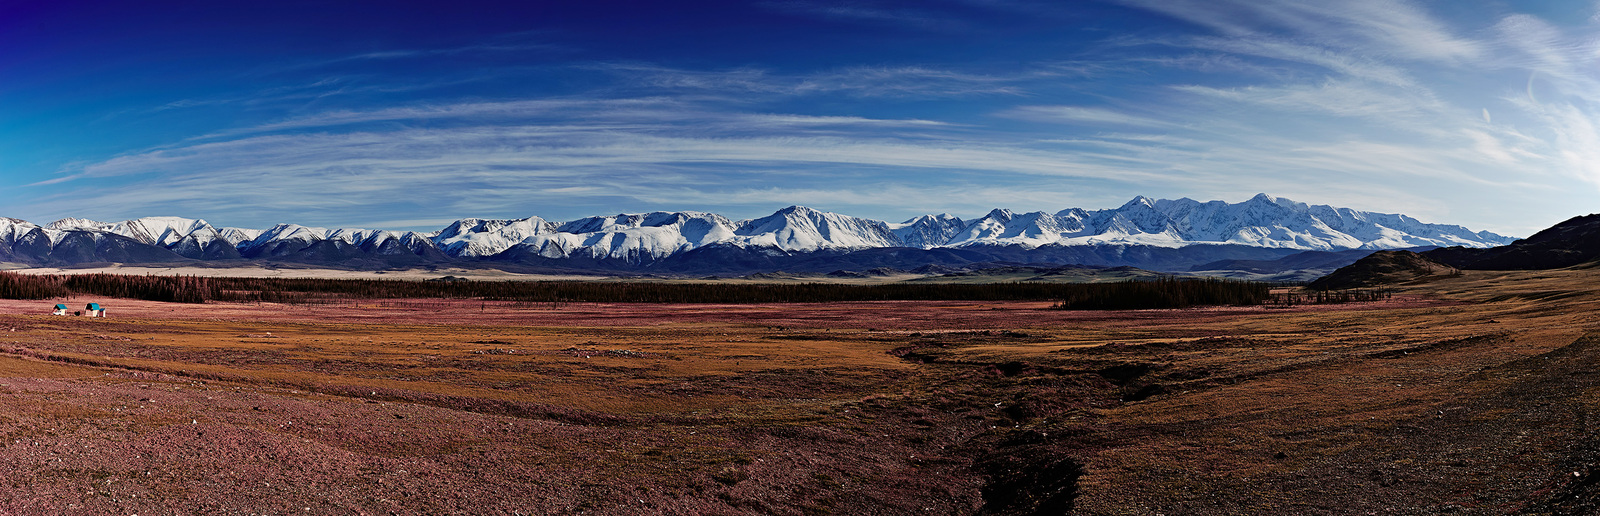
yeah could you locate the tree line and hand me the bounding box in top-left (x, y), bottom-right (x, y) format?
top-left (203, 276), bottom-right (1154, 304)
top-left (0, 272), bottom-right (215, 303)
top-left (1050, 277), bottom-right (1271, 310)
top-left (0, 271), bottom-right (1293, 309)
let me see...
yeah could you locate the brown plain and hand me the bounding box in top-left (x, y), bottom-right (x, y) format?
top-left (0, 267), bottom-right (1594, 514)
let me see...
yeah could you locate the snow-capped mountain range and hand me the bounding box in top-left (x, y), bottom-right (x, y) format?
top-left (0, 194), bottom-right (1513, 272)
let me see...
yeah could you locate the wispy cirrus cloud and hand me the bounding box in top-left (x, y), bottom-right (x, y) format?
top-left (21, 98), bottom-right (1176, 227)
top-left (253, 32), bottom-right (570, 75)
top-left (1102, 0), bottom-right (1600, 223)
top-left (1172, 80), bottom-right (1437, 121)
top-left (630, 182), bottom-right (1104, 219)
top-left (999, 105), bottom-right (1177, 128)
top-left (793, 66), bottom-right (1030, 96)
top-left (591, 62), bottom-right (1031, 98)
top-left (171, 98), bottom-right (953, 145)
top-left (21, 82), bottom-right (1538, 233)
top-left (758, 1), bottom-right (970, 32)
top-left (1120, 0), bottom-right (1484, 63)
top-left (1180, 35), bottom-right (1426, 90)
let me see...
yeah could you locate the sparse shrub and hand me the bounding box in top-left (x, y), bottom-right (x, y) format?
top-left (711, 466), bottom-right (750, 485)
top-left (1267, 288), bottom-right (1392, 305)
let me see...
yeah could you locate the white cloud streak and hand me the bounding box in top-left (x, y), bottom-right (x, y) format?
top-left (999, 106), bottom-right (1177, 128)
top-left (758, 1), bottom-right (971, 32)
top-left (592, 62), bottom-right (1032, 97)
top-left (1121, 0), bottom-right (1483, 64)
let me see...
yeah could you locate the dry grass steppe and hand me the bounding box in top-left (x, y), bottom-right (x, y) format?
top-left (0, 267), bottom-right (1596, 513)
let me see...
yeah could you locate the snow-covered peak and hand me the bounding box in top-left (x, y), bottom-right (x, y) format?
top-left (889, 214), bottom-right (967, 249)
top-left (902, 213), bottom-right (960, 224)
top-left (1054, 207), bottom-right (1089, 219)
top-left (0, 218), bottom-right (38, 231)
top-left (1102, 198), bottom-right (1172, 235)
top-left (1245, 192), bottom-right (1311, 212)
top-left (734, 206), bottom-right (898, 251)
top-left (218, 227), bottom-right (263, 246)
top-left (947, 209), bottom-right (1092, 248)
top-left (558, 211), bottom-right (734, 234)
top-left (326, 228), bottom-right (390, 246)
top-left (1121, 195), bottom-right (1156, 209)
top-left (320, 228), bottom-right (439, 255)
top-left (559, 213), bottom-right (649, 233)
top-left (433, 217), bottom-right (558, 257)
top-left (982, 208), bottom-right (1015, 224)
top-left (0, 194), bottom-right (1517, 266)
top-left (0, 218), bottom-right (43, 245)
top-left (108, 216), bottom-right (213, 246)
top-left (939, 195), bottom-right (1515, 250)
top-left (45, 218), bottom-right (109, 231)
top-left (503, 211), bottom-right (745, 262)
top-left (242, 224), bottom-right (331, 251)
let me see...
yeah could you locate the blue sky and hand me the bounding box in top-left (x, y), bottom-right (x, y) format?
top-left (2, 0), bottom-right (1597, 236)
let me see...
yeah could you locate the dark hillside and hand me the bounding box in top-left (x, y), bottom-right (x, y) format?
top-left (1426, 214), bottom-right (1600, 270)
top-left (1190, 248), bottom-right (1380, 274)
top-left (1307, 250), bottom-right (1456, 290)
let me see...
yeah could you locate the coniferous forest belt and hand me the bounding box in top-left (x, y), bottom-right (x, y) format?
top-left (0, 272), bottom-right (1283, 309)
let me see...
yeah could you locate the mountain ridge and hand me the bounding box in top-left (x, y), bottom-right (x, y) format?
top-left (0, 195), bottom-right (1514, 273)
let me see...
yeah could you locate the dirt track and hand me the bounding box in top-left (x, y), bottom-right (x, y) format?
top-left (0, 269), bottom-right (1595, 514)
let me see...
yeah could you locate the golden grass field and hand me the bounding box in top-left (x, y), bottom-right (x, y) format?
top-left (0, 267), bottom-right (1596, 514)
